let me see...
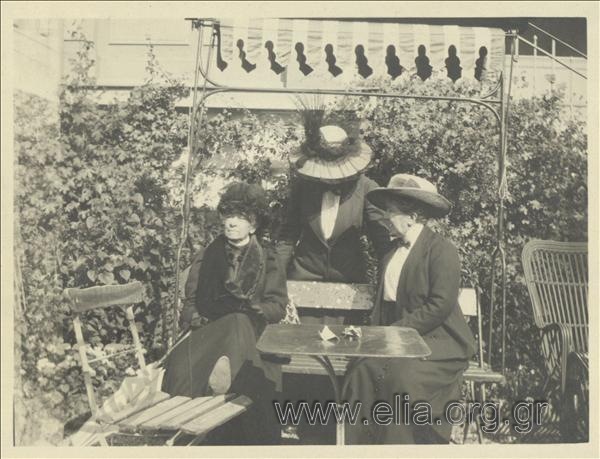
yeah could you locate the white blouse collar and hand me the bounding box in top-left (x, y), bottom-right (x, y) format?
top-left (405, 223), bottom-right (424, 246)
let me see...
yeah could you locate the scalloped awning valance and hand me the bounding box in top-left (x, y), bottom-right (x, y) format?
top-left (205, 19), bottom-right (506, 87)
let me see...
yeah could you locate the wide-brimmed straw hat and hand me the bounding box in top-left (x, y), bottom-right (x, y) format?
top-left (367, 174), bottom-right (452, 218)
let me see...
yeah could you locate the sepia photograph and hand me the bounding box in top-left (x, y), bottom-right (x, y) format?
top-left (1, 2), bottom-right (598, 457)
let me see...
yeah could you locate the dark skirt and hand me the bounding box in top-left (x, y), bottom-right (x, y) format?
top-left (346, 357), bottom-right (468, 444)
top-left (162, 313), bottom-right (282, 444)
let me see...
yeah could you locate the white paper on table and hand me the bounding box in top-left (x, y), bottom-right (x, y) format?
top-left (343, 325), bottom-right (363, 339)
top-left (319, 325), bottom-right (340, 341)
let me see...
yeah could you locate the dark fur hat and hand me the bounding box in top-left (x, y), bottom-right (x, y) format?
top-left (217, 181), bottom-right (270, 229)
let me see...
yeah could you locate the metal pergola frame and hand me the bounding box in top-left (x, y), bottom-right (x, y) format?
top-left (173, 18), bottom-right (519, 374)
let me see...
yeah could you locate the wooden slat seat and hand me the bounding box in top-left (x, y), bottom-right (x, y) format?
top-left (155, 395), bottom-right (234, 431)
top-left (119, 395), bottom-right (192, 431)
top-left (127, 394), bottom-right (251, 435)
top-left (283, 354), bottom-right (349, 376)
top-left (464, 361), bottom-right (505, 384)
top-left (141, 396), bottom-right (221, 431)
top-left (99, 392), bottom-right (251, 440)
top-left (100, 391), bottom-right (171, 424)
top-left (180, 395), bottom-right (253, 436)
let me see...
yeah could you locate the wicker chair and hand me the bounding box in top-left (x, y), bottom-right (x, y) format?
top-left (522, 240), bottom-right (589, 442)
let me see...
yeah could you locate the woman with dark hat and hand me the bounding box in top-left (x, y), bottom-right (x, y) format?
top-left (276, 102), bottom-right (391, 324)
top-left (162, 181), bottom-right (287, 445)
top-left (346, 174), bottom-right (476, 445)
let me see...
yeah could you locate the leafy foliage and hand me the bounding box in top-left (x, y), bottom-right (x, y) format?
top-left (15, 36), bottom-right (189, 434)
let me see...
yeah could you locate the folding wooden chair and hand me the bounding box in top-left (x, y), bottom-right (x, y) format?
top-left (65, 281), bottom-right (251, 446)
top-left (522, 240), bottom-right (588, 442)
top-left (458, 286), bottom-right (506, 443)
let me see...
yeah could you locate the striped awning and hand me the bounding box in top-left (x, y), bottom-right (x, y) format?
top-left (207, 19), bottom-right (506, 88)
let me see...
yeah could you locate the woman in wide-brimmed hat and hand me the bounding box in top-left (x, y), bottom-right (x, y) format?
top-left (276, 102), bottom-right (391, 325)
top-left (162, 181), bottom-right (287, 445)
top-left (346, 173), bottom-right (476, 445)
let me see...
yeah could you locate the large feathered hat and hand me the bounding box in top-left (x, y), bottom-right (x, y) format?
top-left (289, 97), bottom-right (372, 183)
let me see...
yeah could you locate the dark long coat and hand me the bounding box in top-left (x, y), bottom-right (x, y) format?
top-left (276, 174), bottom-right (391, 284)
top-left (162, 235), bottom-right (287, 444)
top-left (346, 226), bottom-right (476, 444)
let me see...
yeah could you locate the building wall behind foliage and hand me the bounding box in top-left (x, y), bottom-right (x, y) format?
top-left (13, 19), bottom-right (64, 103)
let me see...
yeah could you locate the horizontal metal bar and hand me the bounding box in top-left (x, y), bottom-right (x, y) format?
top-left (197, 85), bottom-right (502, 127)
top-left (517, 36), bottom-right (587, 79)
top-left (527, 22), bottom-right (587, 59)
top-left (203, 85), bottom-right (502, 105)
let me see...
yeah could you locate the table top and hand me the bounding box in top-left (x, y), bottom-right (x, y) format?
top-left (256, 324), bottom-right (431, 359)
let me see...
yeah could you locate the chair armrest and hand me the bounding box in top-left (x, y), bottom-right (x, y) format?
top-left (569, 352), bottom-right (588, 372)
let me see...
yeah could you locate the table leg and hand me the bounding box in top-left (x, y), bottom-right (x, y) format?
top-left (308, 356), bottom-right (367, 446)
top-left (308, 356), bottom-right (343, 444)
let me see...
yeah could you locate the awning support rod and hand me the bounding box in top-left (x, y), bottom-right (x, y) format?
top-left (527, 22), bottom-right (587, 59)
top-left (516, 35), bottom-right (586, 79)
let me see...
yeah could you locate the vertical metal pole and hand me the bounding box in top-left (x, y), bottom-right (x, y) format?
top-left (569, 55), bottom-right (574, 116)
top-left (488, 33), bottom-right (515, 372)
top-left (533, 34), bottom-right (538, 96)
top-left (171, 23), bottom-right (205, 346)
top-left (487, 70), bottom-right (502, 368)
top-left (500, 34), bottom-right (516, 373)
top-left (171, 23), bottom-right (216, 346)
top-left (551, 39), bottom-right (556, 92)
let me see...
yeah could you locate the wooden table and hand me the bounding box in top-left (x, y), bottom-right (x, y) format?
top-left (256, 324), bottom-right (431, 445)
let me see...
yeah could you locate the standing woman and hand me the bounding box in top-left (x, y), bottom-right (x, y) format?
top-left (276, 105), bottom-right (391, 324)
top-left (162, 182), bottom-right (287, 445)
top-left (346, 174), bottom-right (476, 444)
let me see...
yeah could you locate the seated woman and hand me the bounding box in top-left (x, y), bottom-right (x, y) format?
top-left (346, 174), bottom-right (476, 445)
top-left (162, 182), bottom-right (287, 445)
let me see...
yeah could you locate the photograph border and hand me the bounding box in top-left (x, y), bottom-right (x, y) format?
top-left (2, 2), bottom-right (598, 458)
